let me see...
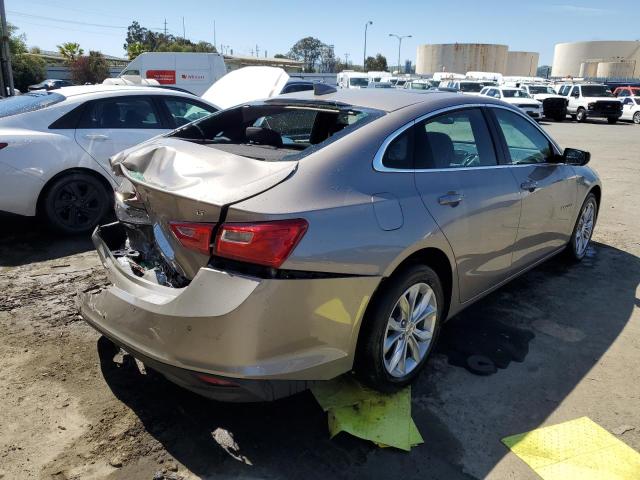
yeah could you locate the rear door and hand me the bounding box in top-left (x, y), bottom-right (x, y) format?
top-left (75, 95), bottom-right (169, 171)
top-left (412, 107), bottom-right (522, 302)
top-left (488, 107), bottom-right (576, 270)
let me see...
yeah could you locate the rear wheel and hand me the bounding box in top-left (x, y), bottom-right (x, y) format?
top-left (607, 117), bottom-right (618, 124)
top-left (355, 265), bottom-right (444, 392)
top-left (576, 108), bottom-right (587, 122)
top-left (564, 193), bottom-right (598, 262)
top-left (633, 112), bottom-right (640, 124)
top-left (42, 172), bottom-right (110, 234)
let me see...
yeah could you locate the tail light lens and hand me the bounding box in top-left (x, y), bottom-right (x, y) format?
top-left (214, 219), bottom-right (308, 268)
top-left (169, 222), bottom-right (215, 255)
top-left (0, 143), bottom-right (7, 150)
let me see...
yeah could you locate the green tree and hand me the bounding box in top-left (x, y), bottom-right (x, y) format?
top-left (365, 53), bottom-right (388, 72)
top-left (70, 51), bottom-right (110, 84)
top-left (3, 23), bottom-right (46, 91)
top-left (123, 21), bottom-right (216, 55)
top-left (288, 37), bottom-right (324, 72)
top-left (57, 42), bottom-right (84, 63)
top-left (126, 41), bottom-right (146, 60)
top-left (273, 53), bottom-right (288, 59)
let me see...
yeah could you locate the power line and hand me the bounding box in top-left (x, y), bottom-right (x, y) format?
top-left (8, 10), bottom-right (128, 29)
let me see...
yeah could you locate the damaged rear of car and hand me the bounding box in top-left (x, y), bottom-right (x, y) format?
top-left (79, 96), bottom-right (384, 401)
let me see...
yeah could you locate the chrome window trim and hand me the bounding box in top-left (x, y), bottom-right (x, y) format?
top-left (373, 103), bottom-right (562, 173)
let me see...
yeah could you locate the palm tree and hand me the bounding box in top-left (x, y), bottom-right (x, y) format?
top-left (57, 42), bottom-right (84, 63)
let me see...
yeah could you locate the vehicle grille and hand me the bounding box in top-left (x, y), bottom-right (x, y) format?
top-left (542, 98), bottom-right (567, 115)
top-left (594, 101), bottom-right (622, 112)
top-left (518, 104), bottom-right (537, 109)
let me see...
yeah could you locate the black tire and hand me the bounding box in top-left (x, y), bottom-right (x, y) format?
top-left (355, 264), bottom-right (444, 392)
top-left (42, 172), bottom-right (110, 234)
top-left (607, 117), bottom-right (618, 124)
top-left (576, 108), bottom-right (587, 122)
top-left (570, 114), bottom-right (577, 121)
top-left (564, 193), bottom-right (598, 263)
top-left (634, 112), bottom-right (640, 125)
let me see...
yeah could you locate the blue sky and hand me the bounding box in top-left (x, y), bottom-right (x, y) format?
top-left (7, 0), bottom-right (640, 66)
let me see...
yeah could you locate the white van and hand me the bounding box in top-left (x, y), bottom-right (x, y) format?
top-left (116, 52), bottom-right (227, 96)
top-left (336, 71), bottom-right (369, 89)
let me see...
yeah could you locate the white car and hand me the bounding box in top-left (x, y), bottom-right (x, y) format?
top-left (519, 84), bottom-right (568, 121)
top-left (0, 85), bottom-right (219, 233)
top-left (439, 80), bottom-right (487, 95)
top-left (480, 86), bottom-right (543, 119)
top-left (619, 96), bottom-right (640, 124)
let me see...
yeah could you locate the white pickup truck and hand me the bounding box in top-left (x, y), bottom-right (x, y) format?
top-left (520, 84), bottom-right (568, 121)
top-left (557, 83), bottom-right (622, 123)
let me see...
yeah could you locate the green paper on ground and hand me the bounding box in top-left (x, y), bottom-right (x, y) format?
top-left (502, 417), bottom-right (640, 480)
top-left (312, 376), bottom-right (423, 451)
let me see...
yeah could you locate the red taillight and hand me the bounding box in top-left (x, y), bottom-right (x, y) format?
top-left (195, 373), bottom-right (238, 387)
top-left (214, 219), bottom-right (308, 268)
top-left (169, 222), bottom-right (215, 255)
top-left (0, 143), bottom-right (7, 150)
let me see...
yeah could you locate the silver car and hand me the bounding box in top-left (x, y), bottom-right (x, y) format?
top-left (80, 87), bottom-right (601, 402)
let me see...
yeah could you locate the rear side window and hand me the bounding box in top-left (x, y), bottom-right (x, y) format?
top-left (414, 108), bottom-right (497, 169)
top-left (0, 92), bottom-right (65, 118)
top-left (493, 109), bottom-right (553, 164)
top-left (163, 97), bottom-right (215, 127)
top-left (79, 97), bottom-right (162, 129)
top-left (382, 128), bottom-right (413, 169)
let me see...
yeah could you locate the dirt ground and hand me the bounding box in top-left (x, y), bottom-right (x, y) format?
top-left (0, 120), bottom-right (638, 480)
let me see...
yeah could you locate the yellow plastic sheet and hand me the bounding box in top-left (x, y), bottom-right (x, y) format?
top-left (502, 417), bottom-right (640, 480)
top-left (312, 376), bottom-right (423, 451)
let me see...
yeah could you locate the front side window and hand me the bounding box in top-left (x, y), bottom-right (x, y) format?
top-left (414, 108), bottom-right (497, 169)
top-left (502, 89), bottom-right (531, 98)
top-left (163, 98), bottom-right (214, 126)
top-left (349, 77), bottom-right (369, 87)
top-left (80, 97), bottom-right (161, 129)
top-left (493, 109), bottom-right (553, 164)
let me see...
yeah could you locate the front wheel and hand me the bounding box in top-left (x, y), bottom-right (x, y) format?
top-left (355, 265), bottom-right (444, 392)
top-left (633, 112), bottom-right (640, 124)
top-left (564, 193), bottom-right (598, 262)
top-left (42, 172), bottom-right (110, 234)
top-left (576, 108), bottom-right (587, 122)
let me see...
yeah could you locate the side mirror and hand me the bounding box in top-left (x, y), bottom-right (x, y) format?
top-left (563, 148), bottom-right (591, 166)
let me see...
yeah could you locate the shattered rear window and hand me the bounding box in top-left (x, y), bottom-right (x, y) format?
top-left (0, 91), bottom-right (65, 118)
top-left (169, 102), bottom-right (382, 161)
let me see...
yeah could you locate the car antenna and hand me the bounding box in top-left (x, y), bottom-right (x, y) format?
top-left (314, 83), bottom-right (337, 95)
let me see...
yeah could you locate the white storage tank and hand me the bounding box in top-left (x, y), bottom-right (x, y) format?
top-left (579, 61), bottom-right (599, 78)
top-left (552, 41), bottom-right (640, 77)
top-left (505, 51), bottom-right (539, 76)
top-left (596, 61), bottom-right (636, 78)
top-left (416, 43), bottom-right (508, 75)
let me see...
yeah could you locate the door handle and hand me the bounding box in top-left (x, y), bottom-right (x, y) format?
top-left (438, 192), bottom-right (464, 206)
top-left (521, 181), bottom-right (539, 192)
top-left (83, 134), bottom-right (109, 141)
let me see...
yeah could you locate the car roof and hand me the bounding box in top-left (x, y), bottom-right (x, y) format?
top-left (273, 89), bottom-right (499, 113)
top-left (53, 84), bottom-right (199, 98)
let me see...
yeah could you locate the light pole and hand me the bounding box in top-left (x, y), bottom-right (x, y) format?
top-left (388, 33), bottom-right (412, 74)
top-left (363, 20), bottom-right (373, 71)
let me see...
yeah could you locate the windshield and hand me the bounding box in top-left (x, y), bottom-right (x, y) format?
top-left (170, 103), bottom-right (382, 161)
top-left (582, 86), bottom-right (614, 97)
top-left (0, 92), bottom-right (65, 118)
top-left (349, 77), bottom-right (369, 87)
top-left (410, 83), bottom-right (429, 90)
top-left (528, 86), bottom-right (555, 95)
top-left (459, 82), bottom-right (483, 92)
top-left (502, 89), bottom-right (531, 98)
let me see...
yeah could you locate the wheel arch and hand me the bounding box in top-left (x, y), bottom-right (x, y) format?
top-left (36, 167), bottom-right (114, 216)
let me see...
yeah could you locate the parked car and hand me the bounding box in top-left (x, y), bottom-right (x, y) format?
top-left (519, 84), bottom-right (568, 121)
top-left (337, 71), bottom-right (369, 89)
top-left (613, 86), bottom-right (640, 98)
top-left (80, 89), bottom-right (601, 402)
top-left (0, 86), bottom-right (219, 234)
top-left (557, 83), bottom-right (622, 123)
top-left (480, 86), bottom-right (543, 119)
top-left (619, 97), bottom-right (640, 124)
top-left (403, 79), bottom-right (435, 91)
top-left (28, 79), bottom-right (73, 91)
top-left (438, 80), bottom-right (486, 95)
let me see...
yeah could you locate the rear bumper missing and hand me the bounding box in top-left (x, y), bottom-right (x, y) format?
top-left (80, 222), bottom-right (380, 401)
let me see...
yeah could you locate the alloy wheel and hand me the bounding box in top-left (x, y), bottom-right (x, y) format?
top-left (575, 201), bottom-right (595, 257)
top-left (383, 282), bottom-right (438, 378)
top-left (634, 112), bottom-right (640, 125)
top-left (53, 179), bottom-right (103, 230)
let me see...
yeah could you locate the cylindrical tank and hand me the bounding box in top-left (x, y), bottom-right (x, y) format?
top-left (416, 43), bottom-right (508, 75)
top-left (596, 61), bottom-right (636, 78)
top-left (552, 41), bottom-right (640, 77)
top-left (505, 51), bottom-right (540, 76)
top-left (579, 61), bottom-right (599, 78)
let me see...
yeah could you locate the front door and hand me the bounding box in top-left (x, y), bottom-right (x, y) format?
top-left (489, 107), bottom-right (577, 270)
top-left (413, 107), bottom-right (522, 303)
top-left (75, 95), bottom-right (168, 172)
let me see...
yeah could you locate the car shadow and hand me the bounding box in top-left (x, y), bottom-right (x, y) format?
top-left (97, 241), bottom-right (638, 479)
top-left (0, 212), bottom-right (94, 267)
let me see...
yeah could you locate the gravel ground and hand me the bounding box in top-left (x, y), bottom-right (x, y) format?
top-left (0, 119), bottom-right (638, 480)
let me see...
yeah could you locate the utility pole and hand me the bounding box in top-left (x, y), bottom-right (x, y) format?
top-left (388, 33), bottom-right (412, 73)
top-left (182, 16), bottom-right (185, 38)
top-left (363, 20), bottom-right (372, 71)
top-left (255, 45), bottom-right (259, 58)
top-left (344, 52), bottom-right (350, 66)
top-left (213, 20), bottom-right (216, 48)
top-left (0, 0), bottom-right (14, 96)
top-left (163, 18), bottom-right (167, 36)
